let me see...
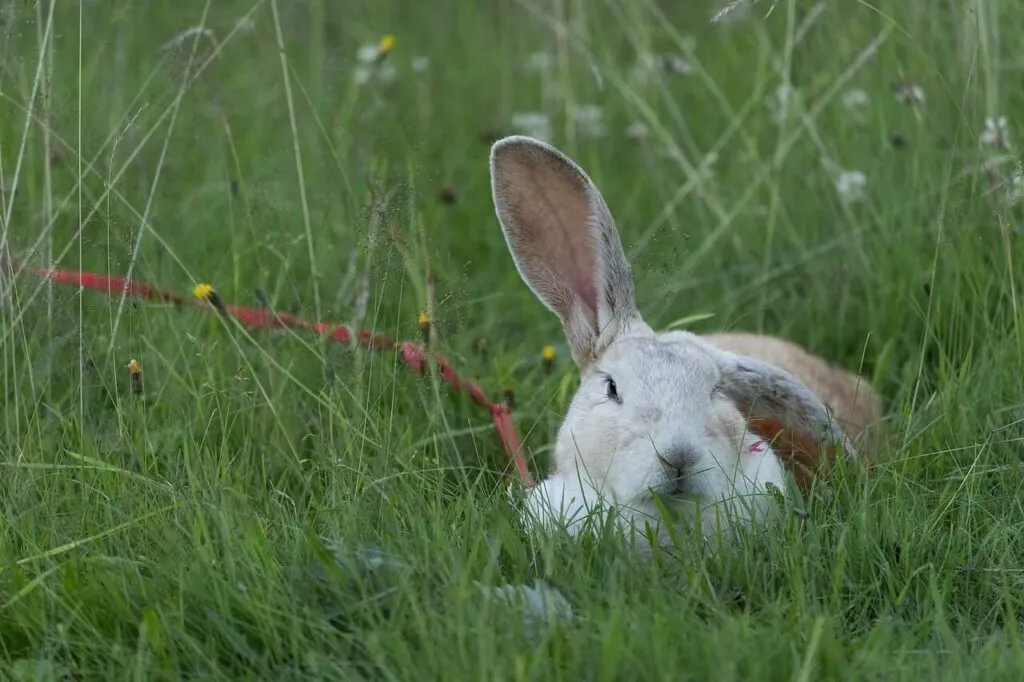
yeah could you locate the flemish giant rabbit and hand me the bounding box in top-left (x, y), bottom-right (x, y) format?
top-left (488, 135), bottom-right (884, 550)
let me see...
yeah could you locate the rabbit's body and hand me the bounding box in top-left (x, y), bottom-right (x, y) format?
top-left (702, 332), bottom-right (882, 442)
top-left (488, 135), bottom-right (884, 550)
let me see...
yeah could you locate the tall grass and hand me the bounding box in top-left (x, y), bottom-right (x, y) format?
top-left (2, 0), bottom-right (1024, 678)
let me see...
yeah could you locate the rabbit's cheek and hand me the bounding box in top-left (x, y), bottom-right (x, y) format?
top-left (608, 455), bottom-right (660, 501)
top-left (522, 475), bottom-right (600, 536)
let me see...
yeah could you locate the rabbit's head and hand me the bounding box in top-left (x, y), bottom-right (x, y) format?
top-left (489, 136), bottom-right (855, 539)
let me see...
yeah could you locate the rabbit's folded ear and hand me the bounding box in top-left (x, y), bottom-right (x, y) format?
top-left (490, 136), bottom-right (645, 367)
top-left (716, 352), bottom-right (856, 485)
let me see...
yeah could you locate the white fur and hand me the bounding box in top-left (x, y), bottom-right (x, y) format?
top-left (522, 433), bottom-right (784, 543)
top-left (518, 329), bottom-right (788, 546)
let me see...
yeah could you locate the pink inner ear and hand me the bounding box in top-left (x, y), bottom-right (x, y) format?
top-left (493, 144), bottom-right (599, 327)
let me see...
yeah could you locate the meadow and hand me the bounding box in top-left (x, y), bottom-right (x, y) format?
top-left (2, 0), bottom-right (1024, 678)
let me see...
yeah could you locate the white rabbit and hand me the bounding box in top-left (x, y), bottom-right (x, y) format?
top-left (488, 135), bottom-right (884, 550)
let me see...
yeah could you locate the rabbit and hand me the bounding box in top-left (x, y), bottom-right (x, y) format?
top-left (488, 135), bottom-right (884, 550)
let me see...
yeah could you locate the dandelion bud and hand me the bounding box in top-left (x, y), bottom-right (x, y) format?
top-left (541, 345), bottom-right (556, 374)
top-left (377, 34), bottom-right (396, 58)
top-left (127, 358), bottom-right (143, 396)
top-left (418, 311), bottom-right (430, 344)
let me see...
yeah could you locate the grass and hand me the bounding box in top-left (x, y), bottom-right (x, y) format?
top-left (2, 0), bottom-right (1024, 678)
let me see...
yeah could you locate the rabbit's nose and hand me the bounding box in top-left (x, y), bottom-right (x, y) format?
top-left (657, 443), bottom-right (699, 469)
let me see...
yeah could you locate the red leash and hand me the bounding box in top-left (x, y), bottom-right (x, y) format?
top-left (11, 264), bottom-right (536, 489)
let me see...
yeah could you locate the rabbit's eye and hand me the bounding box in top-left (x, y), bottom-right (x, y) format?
top-left (605, 376), bottom-right (621, 403)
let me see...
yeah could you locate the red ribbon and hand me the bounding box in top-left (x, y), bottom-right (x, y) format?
top-left (12, 264), bottom-right (536, 489)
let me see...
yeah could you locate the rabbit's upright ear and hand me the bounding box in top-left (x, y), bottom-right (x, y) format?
top-left (490, 136), bottom-right (644, 366)
top-left (716, 352), bottom-right (856, 486)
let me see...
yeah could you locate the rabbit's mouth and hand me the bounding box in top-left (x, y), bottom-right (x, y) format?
top-left (655, 449), bottom-right (704, 498)
top-left (664, 469), bottom-right (699, 497)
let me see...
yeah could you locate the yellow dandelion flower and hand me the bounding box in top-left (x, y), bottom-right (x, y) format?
top-left (542, 345), bottom-right (556, 361)
top-left (378, 34), bottom-right (396, 56)
top-left (127, 359), bottom-right (141, 375)
top-left (193, 283), bottom-right (215, 301)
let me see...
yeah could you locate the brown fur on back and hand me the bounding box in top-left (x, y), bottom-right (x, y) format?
top-left (702, 332), bottom-right (885, 482)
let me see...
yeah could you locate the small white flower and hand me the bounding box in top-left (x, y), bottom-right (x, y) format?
top-left (354, 41), bottom-right (396, 85)
top-left (841, 89), bottom-right (870, 124)
top-left (511, 111), bottom-right (552, 142)
top-left (764, 83), bottom-right (795, 124)
top-left (842, 88), bottom-right (869, 115)
top-left (980, 115), bottom-right (1010, 149)
top-left (355, 63), bottom-right (396, 85)
top-left (571, 104), bottom-right (606, 138)
top-left (625, 121), bottom-right (649, 140)
top-left (894, 81), bottom-right (925, 105)
top-left (835, 170), bottom-right (867, 203)
top-left (411, 56), bottom-right (430, 72)
top-left (356, 43), bottom-right (380, 64)
top-left (628, 51), bottom-right (661, 87)
top-left (526, 51), bottom-right (553, 74)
